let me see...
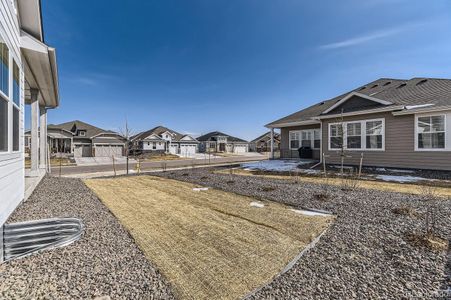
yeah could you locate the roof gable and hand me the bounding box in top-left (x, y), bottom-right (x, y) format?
top-left (323, 93), bottom-right (392, 115)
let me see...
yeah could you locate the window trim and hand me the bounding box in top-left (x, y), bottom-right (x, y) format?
top-left (414, 113), bottom-right (447, 152)
top-left (328, 118), bottom-right (385, 151)
top-left (289, 129), bottom-right (321, 150)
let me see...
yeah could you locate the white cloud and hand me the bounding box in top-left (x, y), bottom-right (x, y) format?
top-left (319, 23), bottom-right (420, 50)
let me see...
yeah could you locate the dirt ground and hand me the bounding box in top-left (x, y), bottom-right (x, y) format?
top-left (84, 175), bottom-right (333, 300)
top-left (216, 168), bottom-right (451, 198)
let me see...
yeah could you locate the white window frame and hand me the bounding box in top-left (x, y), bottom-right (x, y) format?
top-left (328, 118), bottom-right (385, 151)
top-left (414, 113), bottom-right (447, 152)
top-left (328, 123), bottom-right (344, 151)
top-left (289, 129), bottom-right (321, 150)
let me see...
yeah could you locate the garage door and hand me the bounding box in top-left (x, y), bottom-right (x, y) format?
top-left (74, 145), bottom-right (92, 157)
top-left (180, 144), bottom-right (197, 156)
top-left (95, 145), bottom-right (124, 157)
top-left (234, 145), bottom-right (247, 153)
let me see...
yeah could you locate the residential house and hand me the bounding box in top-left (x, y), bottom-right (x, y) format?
top-left (131, 126), bottom-right (199, 156)
top-left (25, 120), bottom-right (126, 158)
top-left (198, 131), bottom-right (249, 153)
top-left (0, 1), bottom-right (59, 236)
top-left (249, 131), bottom-right (280, 152)
top-left (266, 78), bottom-right (451, 171)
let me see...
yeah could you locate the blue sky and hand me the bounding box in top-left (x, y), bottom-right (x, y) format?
top-left (35, 0), bottom-right (451, 140)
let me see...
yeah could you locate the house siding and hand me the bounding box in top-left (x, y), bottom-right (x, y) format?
top-left (321, 111), bottom-right (451, 171)
top-left (280, 124), bottom-right (321, 159)
top-left (0, 1), bottom-right (25, 226)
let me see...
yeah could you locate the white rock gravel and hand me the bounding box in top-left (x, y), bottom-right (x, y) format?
top-left (0, 176), bottom-right (175, 300)
top-left (158, 167), bottom-right (451, 300)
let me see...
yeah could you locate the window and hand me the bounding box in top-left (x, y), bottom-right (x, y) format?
top-left (0, 39), bottom-right (9, 96)
top-left (13, 60), bottom-right (19, 106)
top-left (13, 107), bottom-right (19, 151)
top-left (301, 131), bottom-right (312, 147)
top-left (346, 122), bottom-right (361, 149)
top-left (314, 129), bottom-right (321, 149)
top-left (329, 124), bottom-right (343, 149)
top-left (329, 118), bottom-right (384, 151)
top-left (366, 120), bottom-right (383, 149)
top-left (0, 96), bottom-right (7, 151)
top-left (79, 131), bottom-right (86, 137)
top-left (417, 115), bottom-right (445, 149)
top-left (289, 132), bottom-right (300, 149)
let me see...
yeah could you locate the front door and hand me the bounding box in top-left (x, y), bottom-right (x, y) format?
top-left (219, 143), bottom-right (226, 152)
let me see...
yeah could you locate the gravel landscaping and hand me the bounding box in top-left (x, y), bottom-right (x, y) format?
top-left (0, 177), bottom-right (175, 300)
top-left (157, 167), bottom-right (451, 299)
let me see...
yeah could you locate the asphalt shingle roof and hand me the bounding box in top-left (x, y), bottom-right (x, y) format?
top-left (48, 120), bottom-right (115, 138)
top-left (131, 126), bottom-right (187, 142)
top-left (267, 77), bottom-right (451, 126)
top-left (197, 131), bottom-right (248, 143)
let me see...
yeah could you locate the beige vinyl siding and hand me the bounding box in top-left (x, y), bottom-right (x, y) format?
top-left (322, 111), bottom-right (451, 171)
top-left (281, 124), bottom-right (321, 159)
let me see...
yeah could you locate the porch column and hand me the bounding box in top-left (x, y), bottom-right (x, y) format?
top-left (39, 106), bottom-right (47, 170)
top-left (30, 89), bottom-right (39, 175)
top-left (270, 128), bottom-right (275, 159)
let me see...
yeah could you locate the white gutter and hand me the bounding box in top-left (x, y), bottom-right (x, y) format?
top-left (313, 105), bottom-right (405, 120)
top-left (265, 119), bottom-right (321, 129)
top-left (392, 105), bottom-right (451, 116)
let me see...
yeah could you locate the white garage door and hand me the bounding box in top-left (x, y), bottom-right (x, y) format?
top-left (180, 144), bottom-right (197, 156)
top-left (234, 145), bottom-right (247, 153)
top-left (95, 145), bottom-right (124, 157)
top-left (74, 145), bottom-right (92, 157)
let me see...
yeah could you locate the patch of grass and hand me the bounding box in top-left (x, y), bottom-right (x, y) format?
top-left (406, 233), bottom-right (448, 251)
top-left (391, 206), bottom-right (419, 218)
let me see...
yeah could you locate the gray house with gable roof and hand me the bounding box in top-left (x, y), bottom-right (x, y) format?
top-left (266, 78), bottom-right (451, 171)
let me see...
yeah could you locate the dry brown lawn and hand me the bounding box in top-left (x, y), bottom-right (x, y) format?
top-left (217, 168), bottom-right (451, 198)
top-left (84, 175), bottom-right (332, 300)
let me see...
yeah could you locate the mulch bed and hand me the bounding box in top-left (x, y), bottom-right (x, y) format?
top-left (0, 176), bottom-right (175, 300)
top-left (157, 167), bottom-right (451, 299)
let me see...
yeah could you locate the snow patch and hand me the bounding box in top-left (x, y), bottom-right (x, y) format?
top-left (193, 187), bottom-right (209, 191)
top-left (290, 209), bottom-right (330, 217)
top-left (375, 175), bottom-right (429, 183)
top-left (302, 169), bottom-right (321, 175)
top-left (250, 202), bottom-right (265, 208)
top-left (242, 160), bottom-right (314, 172)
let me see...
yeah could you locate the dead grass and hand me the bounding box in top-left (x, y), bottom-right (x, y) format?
top-left (215, 168), bottom-right (451, 198)
top-left (406, 233), bottom-right (448, 251)
top-left (84, 176), bottom-right (333, 300)
top-left (391, 206), bottom-right (419, 218)
top-left (261, 186), bottom-right (276, 192)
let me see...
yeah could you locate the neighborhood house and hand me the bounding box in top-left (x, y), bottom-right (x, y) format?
top-left (25, 120), bottom-right (126, 158)
top-left (249, 131), bottom-right (280, 152)
top-left (267, 77), bottom-right (451, 170)
top-left (198, 131), bottom-right (249, 153)
top-left (131, 126), bottom-right (199, 156)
